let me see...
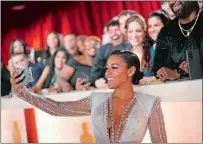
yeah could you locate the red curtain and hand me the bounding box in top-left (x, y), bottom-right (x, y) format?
top-left (2, 1), bottom-right (160, 143)
top-left (2, 1), bottom-right (160, 65)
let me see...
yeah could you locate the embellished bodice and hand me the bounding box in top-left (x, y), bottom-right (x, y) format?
top-left (91, 92), bottom-right (167, 143)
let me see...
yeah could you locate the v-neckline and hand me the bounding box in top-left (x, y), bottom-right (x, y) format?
top-left (104, 95), bottom-right (137, 143)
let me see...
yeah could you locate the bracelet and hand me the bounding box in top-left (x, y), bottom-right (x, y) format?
top-left (177, 68), bottom-right (188, 77)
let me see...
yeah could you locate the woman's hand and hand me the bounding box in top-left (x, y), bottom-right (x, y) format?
top-left (10, 69), bottom-right (27, 94)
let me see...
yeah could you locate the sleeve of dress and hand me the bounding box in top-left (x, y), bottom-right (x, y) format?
top-left (14, 86), bottom-right (92, 117)
top-left (148, 98), bottom-right (167, 143)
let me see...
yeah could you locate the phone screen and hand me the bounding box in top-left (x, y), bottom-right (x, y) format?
top-left (22, 67), bottom-right (34, 84)
top-left (16, 67), bottom-right (34, 84)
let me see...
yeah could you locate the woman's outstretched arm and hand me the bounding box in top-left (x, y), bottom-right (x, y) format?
top-left (14, 86), bottom-right (91, 116)
top-left (11, 69), bottom-right (91, 116)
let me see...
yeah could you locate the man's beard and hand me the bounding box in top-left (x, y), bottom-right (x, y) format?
top-left (171, 2), bottom-right (198, 19)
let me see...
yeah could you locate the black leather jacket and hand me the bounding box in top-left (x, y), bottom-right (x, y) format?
top-left (153, 11), bottom-right (203, 75)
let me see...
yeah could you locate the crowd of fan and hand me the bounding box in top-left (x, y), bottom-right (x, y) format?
top-left (2, 1), bottom-right (202, 96)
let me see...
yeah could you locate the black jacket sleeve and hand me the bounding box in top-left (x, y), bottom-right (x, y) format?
top-left (153, 28), bottom-right (174, 75)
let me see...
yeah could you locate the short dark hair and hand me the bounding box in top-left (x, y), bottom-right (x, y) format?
top-left (106, 20), bottom-right (120, 31)
top-left (109, 50), bottom-right (144, 85)
top-left (148, 10), bottom-right (169, 26)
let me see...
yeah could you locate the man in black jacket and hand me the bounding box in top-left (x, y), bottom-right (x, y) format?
top-left (153, 1), bottom-right (203, 82)
top-left (90, 20), bottom-right (131, 88)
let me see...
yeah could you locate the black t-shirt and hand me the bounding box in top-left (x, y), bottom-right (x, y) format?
top-left (153, 11), bottom-right (203, 74)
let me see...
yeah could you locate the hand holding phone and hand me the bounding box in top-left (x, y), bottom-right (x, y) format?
top-left (80, 72), bottom-right (90, 85)
top-left (15, 67), bottom-right (34, 84)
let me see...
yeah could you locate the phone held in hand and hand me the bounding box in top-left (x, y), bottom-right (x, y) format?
top-left (15, 67), bottom-right (34, 84)
top-left (80, 72), bottom-right (89, 85)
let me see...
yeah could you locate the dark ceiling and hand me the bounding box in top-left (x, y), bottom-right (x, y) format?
top-left (1, 1), bottom-right (77, 37)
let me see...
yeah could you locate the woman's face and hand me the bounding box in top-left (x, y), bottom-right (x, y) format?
top-left (47, 33), bottom-right (59, 49)
top-left (148, 16), bottom-right (164, 41)
top-left (54, 51), bottom-right (67, 70)
top-left (13, 40), bottom-right (25, 54)
top-left (127, 20), bottom-right (145, 47)
top-left (85, 39), bottom-right (99, 57)
top-left (105, 55), bottom-right (131, 89)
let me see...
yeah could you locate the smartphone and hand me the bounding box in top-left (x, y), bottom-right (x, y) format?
top-left (15, 67), bottom-right (34, 84)
top-left (80, 72), bottom-right (89, 85)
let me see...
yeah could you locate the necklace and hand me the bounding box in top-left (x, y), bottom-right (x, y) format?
top-left (178, 10), bottom-right (201, 37)
top-left (108, 96), bottom-right (135, 143)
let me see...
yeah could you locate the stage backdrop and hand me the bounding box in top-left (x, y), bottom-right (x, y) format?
top-left (1, 1), bottom-right (160, 143)
top-left (2, 1), bottom-right (160, 65)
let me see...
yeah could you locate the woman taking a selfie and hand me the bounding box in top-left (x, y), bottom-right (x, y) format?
top-left (11, 50), bottom-right (167, 143)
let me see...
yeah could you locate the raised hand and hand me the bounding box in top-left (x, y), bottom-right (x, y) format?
top-left (10, 69), bottom-right (27, 94)
top-left (75, 78), bottom-right (91, 91)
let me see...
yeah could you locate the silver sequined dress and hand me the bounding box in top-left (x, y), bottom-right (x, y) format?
top-left (15, 87), bottom-right (167, 143)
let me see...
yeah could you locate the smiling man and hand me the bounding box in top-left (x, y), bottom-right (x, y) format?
top-left (153, 1), bottom-right (203, 82)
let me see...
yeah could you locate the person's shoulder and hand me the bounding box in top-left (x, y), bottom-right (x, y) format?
top-left (28, 62), bottom-right (36, 67)
top-left (67, 57), bottom-right (78, 66)
top-left (99, 43), bottom-right (113, 50)
top-left (91, 92), bottom-right (112, 103)
top-left (122, 41), bottom-right (132, 49)
top-left (91, 92), bottom-right (112, 110)
top-left (73, 55), bottom-right (82, 61)
top-left (28, 62), bottom-right (43, 71)
top-left (136, 92), bottom-right (160, 102)
top-left (136, 92), bottom-right (161, 115)
top-left (159, 18), bottom-right (178, 36)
